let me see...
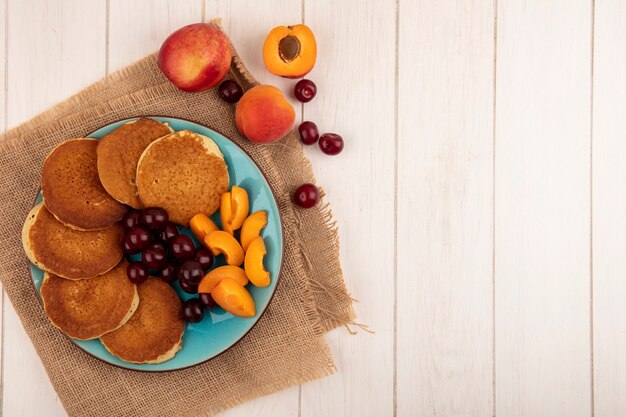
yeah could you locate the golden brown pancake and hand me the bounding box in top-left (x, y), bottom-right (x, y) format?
top-left (22, 202), bottom-right (124, 280)
top-left (97, 118), bottom-right (173, 208)
top-left (100, 278), bottom-right (184, 364)
top-left (136, 130), bottom-right (229, 226)
top-left (40, 261), bottom-right (139, 340)
top-left (41, 138), bottom-right (128, 231)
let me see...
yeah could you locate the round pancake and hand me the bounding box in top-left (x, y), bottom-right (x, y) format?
top-left (100, 278), bottom-right (184, 364)
top-left (136, 130), bottom-right (229, 225)
top-left (22, 202), bottom-right (124, 280)
top-left (97, 118), bottom-right (173, 208)
top-left (42, 138), bottom-right (128, 231)
top-left (41, 261), bottom-right (139, 340)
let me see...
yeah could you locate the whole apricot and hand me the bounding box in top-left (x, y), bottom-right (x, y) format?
top-left (235, 85), bottom-right (295, 144)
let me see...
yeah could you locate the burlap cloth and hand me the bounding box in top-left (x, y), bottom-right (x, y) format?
top-left (0, 32), bottom-right (355, 416)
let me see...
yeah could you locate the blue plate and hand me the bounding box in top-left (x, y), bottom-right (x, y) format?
top-left (28, 116), bottom-right (283, 371)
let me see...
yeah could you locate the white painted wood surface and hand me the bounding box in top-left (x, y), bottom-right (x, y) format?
top-left (2, 1), bottom-right (626, 416)
top-left (593, 1), bottom-right (626, 416)
top-left (397, 1), bottom-right (495, 416)
top-left (495, 1), bottom-right (592, 416)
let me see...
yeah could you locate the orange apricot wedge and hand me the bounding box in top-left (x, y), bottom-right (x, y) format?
top-left (230, 186), bottom-right (249, 231)
top-left (241, 211), bottom-right (268, 252)
top-left (211, 277), bottom-right (256, 318)
top-left (205, 230), bottom-right (244, 266)
top-left (189, 213), bottom-right (219, 242)
top-left (244, 237), bottom-right (270, 287)
top-left (220, 192), bottom-right (233, 234)
top-left (198, 266), bottom-right (248, 294)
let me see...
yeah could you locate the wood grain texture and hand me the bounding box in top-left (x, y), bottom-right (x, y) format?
top-left (299, 1), bottom-right (395, 417)
top-left (494, 1), bottom-right (592, 416)
top-left (204, 2), bottom-right (302, 416)
top-left (3, 1), bottom-right (106, 416)
top-left (593, 1), bottom-right (626, 415)
top-left (396, 1), bottom-right (495, 416)
top-left (108, 0), bottom-right (202, 72)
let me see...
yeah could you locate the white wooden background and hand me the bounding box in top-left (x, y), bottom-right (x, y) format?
top-left (1, 0), bottom-right (625, 416)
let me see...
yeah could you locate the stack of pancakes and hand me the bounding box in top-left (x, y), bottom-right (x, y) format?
top-left (21, 118), bottom-right (230, 364)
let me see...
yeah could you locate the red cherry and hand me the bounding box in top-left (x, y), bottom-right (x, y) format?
top-left (293, 183), bottom-right (319, 208)
top-left (127, 262), bottom-right (148, 284)
top-left (319, 133), bottom-right (344, 155)
top-left (294, 79), bottom-right (317, 103)
top-left (218, 80), bottom-right (243, 103)
top-left (298, 121), bottom-right (319, 145)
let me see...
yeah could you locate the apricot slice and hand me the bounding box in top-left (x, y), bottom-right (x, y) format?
top-left (241, 211), bottom-right (268, 252)
top-left (220, 192), bottom-right (233, 234)
top-left (198, 265), bottom-right (249, 294)
top-left (189, 213), bottom-right (219, 242)
top-left (211, 277), bottom-right (256, 318)
top-left (230, 186), bottom-right (249, 231)
top-left (244, 237), bottom-right (270, 287)
top-left (263, 24), bottom-right (317, 78)
top-left (205, 231), bottom-right (244, 266)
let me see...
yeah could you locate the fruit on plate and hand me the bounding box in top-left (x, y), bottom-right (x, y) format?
top-left (189, 213), bottom-right (219, 242)
top-left (169, 234), bottom-right (196, 261)
top-left (293, 183), bottom-right (319, 208)
top-left (263, 24), bottom-right (317, 78)
top-left (205, 231), bottom-right (244, 266)
top-left (235, 85), bottom-right (295, 144)
top-left (198, 265), bottom-right (249, 294)
top-left (244, 237), bottom-right (270, 287)
top-left (195, 247), bottom-right (214, 271)
top-left (220, 186), bottom-right (249, 234)
top-left (211, 277), bottom-right (256, 318)
top-left (294, 79), bottom-right (317, 103)
top-left (182, 298), bottom-right (204, 323)
top-left (240, 211), bottom-right (268, 252)
top-left (157, 23), bottom-right (232, 92)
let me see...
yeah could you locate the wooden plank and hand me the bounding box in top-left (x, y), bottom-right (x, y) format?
top-left (108, 0), bottom-right (203, 72)
top-left (3, 0), bottom-right (107, 416)
top-left (396, 1), bottom-right (495, 416)
top-left (593, 1), bottom-right (626, 415)
top-left (494, 1), bottom-right (592, 416)
top-left (203, 3), bottom-right (302, 416)
top-left (299, 1), bottom-right (395, 417)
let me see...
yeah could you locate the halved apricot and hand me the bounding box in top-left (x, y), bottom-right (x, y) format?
top-left (211, 277), bottom-right (256, 318)
top-left (244, 237), bottom-right (270, 287)
top-left (263, 24), bottom-right (317, 78)
top-left (241, 211), bottom-right (268, 252)
top-left (220, 192), bottom-right (233, 234)
top-left (205, 230), bottom-right (244, 266)
top-left (189, 213), bottom-right (219, 242)
top-left (198, 265), bottom-right (249, 294)
top-left (230, 186), bottom-right (249, 231)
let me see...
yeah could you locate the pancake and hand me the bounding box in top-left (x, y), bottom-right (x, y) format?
top-left (22, 202), bottom-right (124, 280)
top-left (136, 130), bottom-right (229, 225)
top-left (40, 261), bottom-right (139, 340)
top-left (97, 118), bottom-right (173, 208)
top-left (42, 138), bottom-right (128, 231)
top-left (100, 278), bottom-right (184, 364)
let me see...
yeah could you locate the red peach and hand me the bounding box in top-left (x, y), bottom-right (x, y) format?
top-left (158, 23), bottom-right (232, 92)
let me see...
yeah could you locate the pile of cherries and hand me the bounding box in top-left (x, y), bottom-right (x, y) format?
top-left (121, 207), bottom-right (215, 323)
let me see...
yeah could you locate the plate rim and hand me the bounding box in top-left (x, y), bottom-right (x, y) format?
top-left (27, 115), bottom-right (285, 372)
